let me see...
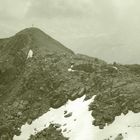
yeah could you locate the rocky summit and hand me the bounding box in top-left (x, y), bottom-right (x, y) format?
top-left (0, 27), bottom-right (140, 139)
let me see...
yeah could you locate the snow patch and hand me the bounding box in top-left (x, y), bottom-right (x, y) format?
top-left (68, 65), bottom-right (76, 72)
top-left (27, 49), bottom-right (33, 59)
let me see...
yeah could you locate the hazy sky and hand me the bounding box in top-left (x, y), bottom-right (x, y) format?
top-left (0, 0), bottom-right (140, 64)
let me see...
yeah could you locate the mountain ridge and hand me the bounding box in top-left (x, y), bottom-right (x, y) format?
top-left (15, 27), bottom-right (74, 55)
top-left (0, 27), bottom-right (140, 139)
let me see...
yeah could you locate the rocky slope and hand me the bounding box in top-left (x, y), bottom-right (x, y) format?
top-left (0, 27), bottom-right (140, 139)
top-left (29, 124), bottom-right (68, 140)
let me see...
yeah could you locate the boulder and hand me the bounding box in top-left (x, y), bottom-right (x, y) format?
top-left (99, 124), bottom-right (105, 129)
top-left (64, 110), bottom-right (67, 115)
top-left (63, 128), bottom-right (67, 132)
top-left (56, 128), bottom-right (62, 132)
top-left (39, 87), bottom-right (44, 91)
top-left (23, 100), bottom-right (29, 106)
top-left (64, 112), bottom-right (72, 118)
top-left (18, 104), bottom-right (24, 110)
top-left (13, 101), bottom-right (19, 108)
top-left (54, 123), bottom-right (61, 129)
top-left (70, 92), bottom-right (78, 100)
top-left (14, 128), bottom-right (21, 136)
top-left (78, 87), bottom-right (86, 97)
top-left (114, 133), bottom-right (123, 140)
top-left (27, 119), bottom-right (32, 125)
top-left (17, 112), bottom-right (22, 117)
top-left (134, 103), bottom-right (140, 109)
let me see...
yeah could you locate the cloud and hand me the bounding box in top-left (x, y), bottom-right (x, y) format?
top-left (1, 0), bottom-right (140, 64)
top-left (26, 0), bottom-right (93, 18)
top-left (0, 0), bottom-right (118, 38)
top-left (26, 0), bottom-right (117, 20)
top-left (0, 0), bottom-right (31, 20)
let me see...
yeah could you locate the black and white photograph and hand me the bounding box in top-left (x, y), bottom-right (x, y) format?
top-left (0, 0), bottom-right (140, 140)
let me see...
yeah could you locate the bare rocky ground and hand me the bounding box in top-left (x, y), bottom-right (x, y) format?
top-left (0, 27), bottom-right (140, 139)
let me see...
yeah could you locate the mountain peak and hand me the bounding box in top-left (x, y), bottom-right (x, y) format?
top-left (16, 27), bottom-right (46, 36)
top-left (14, 27), bottom-right (74, 55)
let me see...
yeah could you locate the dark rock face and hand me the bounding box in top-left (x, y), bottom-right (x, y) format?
top-left (0, 27), bottom-right (140, 139)
top-left (29, 124), bottom-right (69, 140)
top-left (89, 68), bottom-right (140, 128)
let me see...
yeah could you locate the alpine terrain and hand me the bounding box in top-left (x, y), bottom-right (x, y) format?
top-left (0, 27), bottom-right (140, 140)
